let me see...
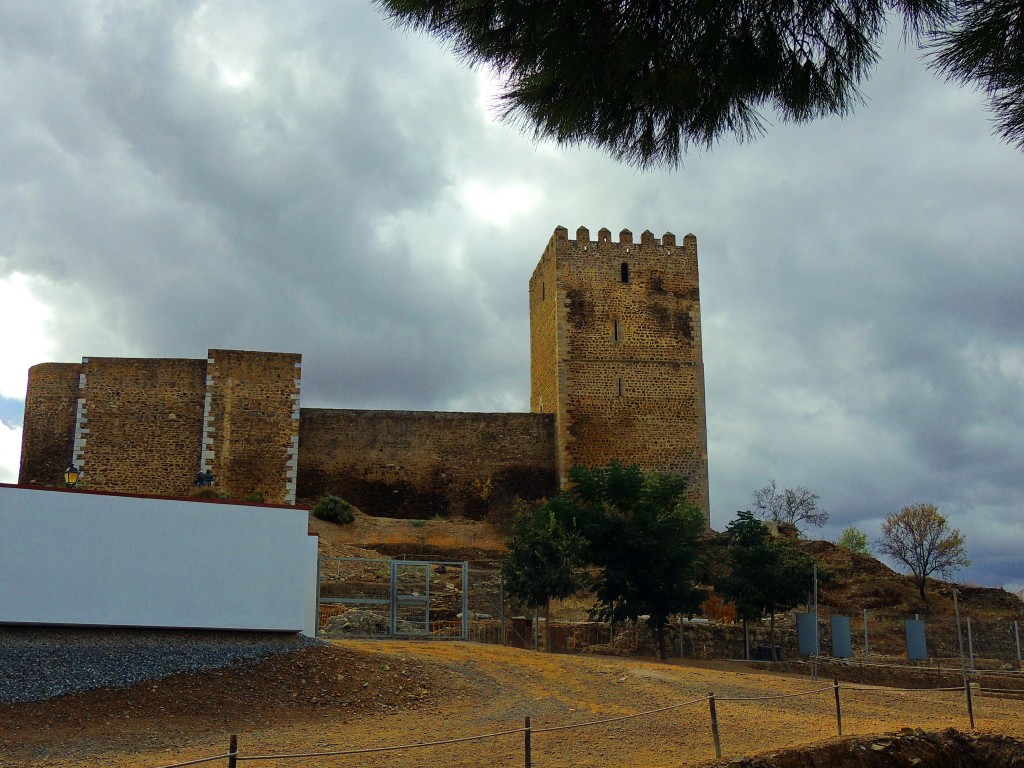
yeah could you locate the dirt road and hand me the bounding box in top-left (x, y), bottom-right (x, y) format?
top-left (3, 640), bottom-right (1021, 767)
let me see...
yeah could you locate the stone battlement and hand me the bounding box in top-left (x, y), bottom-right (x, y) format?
top-left (19, 226), bottom-right (709, 522)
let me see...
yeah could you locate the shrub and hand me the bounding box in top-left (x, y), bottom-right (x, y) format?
top-left (313, 495), bottom-right (355, 524)
top-left (190, 488), bottom-right (221, 500)
top-left (243, 491), bottom-right (265, 503)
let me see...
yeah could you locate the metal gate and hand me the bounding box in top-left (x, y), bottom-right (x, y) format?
top-left (316, 557), bottom-right (468, 640)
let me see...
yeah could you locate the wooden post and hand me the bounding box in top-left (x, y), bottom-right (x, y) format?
top-left (965, 679), bottom-right (975, 729)
top-left (708, 692), bottom-right (722, 759)
top-left (524, 716), bottom-right (532, 768)
top-left (228, 735), bottom-right (237, 768)
top-left (833, 678), bottom-right (843, 736)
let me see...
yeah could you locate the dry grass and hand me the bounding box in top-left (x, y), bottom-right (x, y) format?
top-left (21, 640), bottom-right (1023, 768)
top-left (309, 510), bottom-right (506, 559)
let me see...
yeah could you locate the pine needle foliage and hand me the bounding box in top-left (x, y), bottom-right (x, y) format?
top-left (378, 0), bottom-right (1024, 164)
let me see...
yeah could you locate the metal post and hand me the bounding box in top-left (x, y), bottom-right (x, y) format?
top-left (1014, 621), bottom-right (1021, 669)
top-left (812, 563), bottom-right (819, 681)
top-left (863, 608), bottom-right (869, 662)
top-left (424, 563), bottom-right (432, 636)
top-left (915, 614), bottom-right (921, 669)
top-left (313, 557), bottom-right (321, 638)
top-left (499, 576), bottom-right (506, 646)
top-left (389, 560), bottom-right (398, 637)
top-left (524, 716), bottom-right (532, 768)
top-left (708, 693), bottom-right (722, 759)
top-left (834, 678), bottom-right (843, 736)
top-left (953, 589), bottom-right (975, 729)
top-left (461, 561), bottom-right (469, 641)
top-left (228, 735), bottom-right (237, 768)
top-left (966, 617), bottom-right (975, 673)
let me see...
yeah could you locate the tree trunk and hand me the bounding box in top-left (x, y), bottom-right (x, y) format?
top-left (770, 611), bottom-right (777, 663)
top-left (918, 579), bottom-right (927, 601)
top-left (657, 622), bottom-right (667, 660)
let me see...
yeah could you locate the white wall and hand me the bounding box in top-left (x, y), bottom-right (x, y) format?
top-left (0, 485), bottom-right (318, 635)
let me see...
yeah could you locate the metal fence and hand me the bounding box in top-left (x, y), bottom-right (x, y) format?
top-left (316, 557), bottom-right (468, 640)
top-left (317, 557), bottom-right (1023, 671)
top-left (795, 604), bottom-right (1024, 670)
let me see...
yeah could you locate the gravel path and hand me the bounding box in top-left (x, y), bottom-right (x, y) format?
top-left (0, 626), bottom-right (319, 703)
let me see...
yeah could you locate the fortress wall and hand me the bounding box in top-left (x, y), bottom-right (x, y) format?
top-left (204, 350), bottom-right (302, 505)
top-left (76, 357), bottom-right (207, 496)
top-left (18, 363), bottom-right (82, 486)
top-left (296, 409), bottom-right (557, 519)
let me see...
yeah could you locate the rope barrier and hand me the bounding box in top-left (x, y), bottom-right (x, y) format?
top-left (145, 658), bottom-right (1024, 767)
top-left (156, 753), bottom-right (234, 768)
top-left (235, 727), bottom-right (526, 761)
top-left (840, 684), bottom-right (965, 692)
top-left (715, 685), bottom-right (833, 702)
top-left (829, 659), bottom-right (1024, 676)
top-left (531, 695), bottom-right (711, 733)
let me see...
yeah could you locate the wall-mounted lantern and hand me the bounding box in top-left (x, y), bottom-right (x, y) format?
top-left (63, 465), bottom-right (81, 487)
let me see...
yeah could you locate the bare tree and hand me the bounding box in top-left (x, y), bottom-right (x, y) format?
top-left (751, 480), bottom-right (829, 534)
top-left (876, 503), bottom-right (970, 601)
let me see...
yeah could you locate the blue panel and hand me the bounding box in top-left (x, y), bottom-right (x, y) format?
top-left (906, 619), bottom-right (928, 660)
top-left (831, 615), bottom-right (852, 658)
top-left (797, 612), bottom-right (818, 656)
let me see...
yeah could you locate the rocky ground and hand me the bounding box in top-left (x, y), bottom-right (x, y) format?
top-left (3, 639), bottom-right (1023, 767)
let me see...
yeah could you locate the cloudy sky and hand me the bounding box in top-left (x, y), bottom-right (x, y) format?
top-left (2, 1), bottom-right (1022, 592)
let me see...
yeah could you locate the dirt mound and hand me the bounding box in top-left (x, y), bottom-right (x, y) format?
top-left (0, 643), bottom-right (454, 762)
top-left (705, 728), bottom-right (1024, 768)
top-left (797, 539), bottom-right (1023, 619)
top-left (309, 509), bottom-right (506, 561)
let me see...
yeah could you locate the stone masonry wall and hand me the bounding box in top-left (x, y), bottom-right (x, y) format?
top-left (529, 235), bottom-right (560, 418)
top-left (297, 409), bottom-right (557, 519)
top-left (18, 363), bottom-right (82, 486)
top-left (74, 357), bottom-right (207, 496)
top-left (203, 350), bottom-right (301, 505)
top-left (534, 225), bottom-right (710, 519)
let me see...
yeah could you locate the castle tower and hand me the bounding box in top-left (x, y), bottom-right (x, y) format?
top-left (529, 225), bottom-right (710, 521)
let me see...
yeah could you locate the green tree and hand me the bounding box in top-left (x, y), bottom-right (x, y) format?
top-left (877, 503), bottom-right (970, 600)
top-left (836, 525), bottom-right (872, 555)
top-left (716, 511), bottom-right (816, 661)
top-left (547, 461), bottom-right (707, 660)
top-left (500, 505), bottom-right (586, 651)
top-left (378, 0), bottom-right (1023, 166)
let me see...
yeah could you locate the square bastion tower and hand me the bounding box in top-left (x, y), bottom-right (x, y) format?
top-left (529, 226), bottom-right (710, 521)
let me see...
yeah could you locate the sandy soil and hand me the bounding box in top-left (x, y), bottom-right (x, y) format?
top-left (3, 639), bottom-right (1021, 768)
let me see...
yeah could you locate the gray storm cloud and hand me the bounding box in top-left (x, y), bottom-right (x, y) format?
top-left (1, 1), bottom-right (1023, 590)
